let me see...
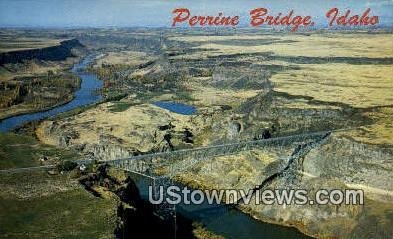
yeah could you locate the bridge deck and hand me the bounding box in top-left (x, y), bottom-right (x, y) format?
top-left (104, 130), bottom-right (330, 177)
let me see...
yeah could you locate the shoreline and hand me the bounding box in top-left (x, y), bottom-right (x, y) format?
top-left (0, 54), bottom-right (104, 133)
top-left (0, 93), bottom-right (76, 123)
top-left (237, 205), bottom-right (318, 239)
top-left (0, 55), bottom-right (84, 123)
top-left (170, 175), bottom-right (314, 238)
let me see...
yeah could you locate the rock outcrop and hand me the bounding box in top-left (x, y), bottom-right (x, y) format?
top-left (0, 39), bottom-right (85, 65)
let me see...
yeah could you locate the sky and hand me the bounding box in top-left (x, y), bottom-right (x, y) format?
top-left (0, 0), bottom-right (392, 27)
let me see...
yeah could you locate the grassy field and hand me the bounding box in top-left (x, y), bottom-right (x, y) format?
top-left (0, 38), bottom-right (63, 53)
top-left (0, 133), bottom-right (79, 170)
top-left (271, 63), bottom-right (393, 108)
top-left (93, 50), bottom-right (154, 67)
top-left (172, 33), bottom-right (393, 58)
top-left (0, 171), bottom-right (117, 239)
top-left (0, 132), bottom-right (117, 238)
top-left (341, 107), bottom-right (393, 146)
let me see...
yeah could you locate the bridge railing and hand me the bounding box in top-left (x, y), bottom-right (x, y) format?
top-left (105, 130), bottom-right (329, 177)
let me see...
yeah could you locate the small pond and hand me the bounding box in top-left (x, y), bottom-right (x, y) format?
top-left (153, 101), bottom-right (197, 115)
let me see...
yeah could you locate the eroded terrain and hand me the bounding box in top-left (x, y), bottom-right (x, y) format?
top-left (0, 30), bottom-right (86, 120)
top-left (1, 28), bottom-right (393, 238)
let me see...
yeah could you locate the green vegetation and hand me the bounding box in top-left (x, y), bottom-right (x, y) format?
top-left (0, 132), bottom-right (117, 238)
top-left (0, 73), bottom-right (81, 120)
top-left (53, 101), bottom-right (101, 119)
top-left (0, 171), bottom-right (117, 239)
top-left (57, 160), bottom-right (78, 171)
top-left (192, 222), bottom-right (225, 239)
top-left (107, 101), bottom-right (134, 112)
top-left (175, 91), bottom-right (195, 102)
top-left (104, 91), bottom-right (127, 102)
top-left (0, 133), bottom-right (79, 170)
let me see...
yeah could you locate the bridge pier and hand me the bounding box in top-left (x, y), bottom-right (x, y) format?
top-left (152, 176), bottom-right (176, 221)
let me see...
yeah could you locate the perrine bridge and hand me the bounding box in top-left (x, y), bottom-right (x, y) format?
top-left (0, 130), bottom-right (331, 219)
top-left (100, 130), bottom-right (331, 219)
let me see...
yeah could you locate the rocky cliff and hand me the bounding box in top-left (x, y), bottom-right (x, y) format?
top-left (0, 39), bottom-right (84, 65)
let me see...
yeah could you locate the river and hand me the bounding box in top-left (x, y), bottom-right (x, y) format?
top-left (132, 174), bottom-right (309, 239)
top-left (0, 55), bottom-right (102, 132)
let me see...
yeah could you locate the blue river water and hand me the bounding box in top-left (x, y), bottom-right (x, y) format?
top-left (0, 55), bottom-right (103, 132)
top-left (133, 174), bottom-right (309, 239)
